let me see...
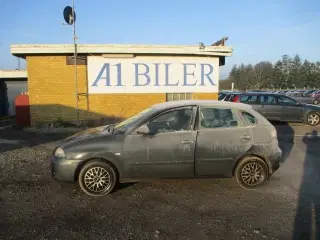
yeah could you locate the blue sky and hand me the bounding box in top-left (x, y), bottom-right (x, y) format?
top-left (0, 0), bottom-right (319, 79)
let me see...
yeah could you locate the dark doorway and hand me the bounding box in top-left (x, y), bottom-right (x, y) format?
top-left (0, 79), bottom-right (27, 117)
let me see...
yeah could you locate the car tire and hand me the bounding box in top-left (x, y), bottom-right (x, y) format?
top-left (306, 112), bottom-right (320, 126)
top-left (235, 156), bottom-right (269, 190)
top-left (78, 160), bottom-right (118, 197)
top-left (313, 99), bottom-right (319, 105)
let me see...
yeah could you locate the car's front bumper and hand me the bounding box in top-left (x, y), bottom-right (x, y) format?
top-left (50, 156), bottom-right (81, 182)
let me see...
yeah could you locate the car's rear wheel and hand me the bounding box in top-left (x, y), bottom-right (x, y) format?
top-left (235, 156), bottom-right (269, 190)
top-left (313, 99), bottom-right (319, 105)
top-left (78, 160), bottom-right (117, 197)
top-left (306, 112), bottom-right (320, 126)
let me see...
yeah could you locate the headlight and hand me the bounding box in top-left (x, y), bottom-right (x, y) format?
top-left (54, 147), bottom-right (65, 158)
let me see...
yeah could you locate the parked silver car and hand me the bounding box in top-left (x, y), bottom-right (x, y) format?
top-left (51, 100), bottom-right (282, 197)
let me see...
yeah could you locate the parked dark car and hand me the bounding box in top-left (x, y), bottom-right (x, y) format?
top-left (51, 100), bottom-right (282, 197)
top-left (303, 89), bottom-right (317, 97)
top-left (310, 90), bottom-right (320, 98)
top-left (306, 89), bottom-right (319, 97)
top-left (286, 91), bottom-right (318, 105)
top-left (234, 92), bottom-right (320, 125)
top-left (221, 92), bottom-right (242, 102)
top-left (314, 95), bottom-right (320, 105)
top-left (218, 91), bottom-right (228, 100)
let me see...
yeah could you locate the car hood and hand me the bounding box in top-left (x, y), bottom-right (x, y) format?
top-left (56, 124), bottom-right (116, 147)
top-left (302, 103), bottom-right (320, 110)
top-left (66, 124), bottom-right (112, 139)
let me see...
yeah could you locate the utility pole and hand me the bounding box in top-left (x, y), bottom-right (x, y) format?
top-left (16, 57), bottom-right (21, 70)
top-left (72, 0), bottom-right (80, 126)
top-left (63, 2), bottom-right (79, 126)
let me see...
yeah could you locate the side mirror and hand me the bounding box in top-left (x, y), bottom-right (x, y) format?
top-left (136, 124), bottom-right (150, 135)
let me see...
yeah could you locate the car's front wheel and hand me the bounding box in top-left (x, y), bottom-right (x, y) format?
top-left (235, 156), bottom-right (269, 190)
top-left (306, 112), bottom-right (320, 126)
top-left (78, 160), bottom-right (117, 197)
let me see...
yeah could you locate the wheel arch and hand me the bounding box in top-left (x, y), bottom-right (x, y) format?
top-left (305, 111), bottom-right (320, 125)
top-left (74, 157), bottom-right (120, 182)
top-left (232, 153), bottom-right (272, 177)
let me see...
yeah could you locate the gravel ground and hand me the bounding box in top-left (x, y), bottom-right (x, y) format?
top-left (0, 124), bottom-right (319, 240)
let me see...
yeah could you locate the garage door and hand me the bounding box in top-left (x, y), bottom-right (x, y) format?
top-left (4, 81), bottom-right (28, 116)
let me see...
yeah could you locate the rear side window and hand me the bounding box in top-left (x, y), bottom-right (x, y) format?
top-left (241, 111), bottom-right (257, 125)
top-left (240, 95), bottom-right (258, 104)
top-left (259, 95), bottom-right (276, 105)
top-left (199, 107), bottom-right (238, 128)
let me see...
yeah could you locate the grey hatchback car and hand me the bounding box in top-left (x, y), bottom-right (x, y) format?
top-left (51, 100), bottom-right (282, 197)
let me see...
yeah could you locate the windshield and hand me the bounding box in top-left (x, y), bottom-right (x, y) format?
top-left (302, 90), bottom-right (312, 96)
top-left (113, 107), bottom-right (155, 132)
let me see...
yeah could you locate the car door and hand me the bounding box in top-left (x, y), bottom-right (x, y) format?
top-left (122, 106), bottom-right (197, 179)
top-left (195, 106), bottom-right (253, 177)
top-left (276, 95), bottom-right (304, 121)
top-left (258, 95), bottom-right (282, 121)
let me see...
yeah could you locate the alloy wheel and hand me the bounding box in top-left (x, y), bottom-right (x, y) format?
top-left (307, 113), bottom-right (320, 126)
top-left (240, 162), bottom-right (266, 186)
top-left (84, 167), bottom-right (111, 193)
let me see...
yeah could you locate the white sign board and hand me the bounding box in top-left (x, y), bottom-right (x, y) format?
top-left (87, 56), bottom-right (219, 94)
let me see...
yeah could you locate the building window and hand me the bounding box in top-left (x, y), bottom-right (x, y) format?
top-left (66, 55), bottom-right (87, 65)
top-left (166, 93), bottom-right (192, 101)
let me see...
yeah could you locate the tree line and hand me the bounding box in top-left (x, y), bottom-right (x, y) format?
top-left (220, 54), bottom-right (320, 90)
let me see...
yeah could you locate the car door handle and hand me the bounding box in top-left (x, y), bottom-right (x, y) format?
top-left (181, 140), bottom-right (194, 144)
top-left (240, 135), bottom-right (252, 140)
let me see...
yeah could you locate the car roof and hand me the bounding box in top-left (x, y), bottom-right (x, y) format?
top-left (241, 92), bottom-right (283, 96)
top-left (152, 100), bottom-right (252, 110)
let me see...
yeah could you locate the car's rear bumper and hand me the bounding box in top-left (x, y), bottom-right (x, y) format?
top-left (269, 146), bottom-right (282, 174)
top-left (51, 156), bottom-right (81, 182)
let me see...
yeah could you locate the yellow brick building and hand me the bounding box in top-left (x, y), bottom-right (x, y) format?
top-left (11, 44), bottom-right (233, 126)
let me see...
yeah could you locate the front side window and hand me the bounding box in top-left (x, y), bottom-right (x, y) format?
top-left (278, 96), bottom-right (297, 106)
top-left (199, 107), bottom-right (238, 128)
top-left (147, 108), bottom-right (193, 133)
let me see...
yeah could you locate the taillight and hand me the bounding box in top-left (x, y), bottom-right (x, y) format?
top-left (270, 126), bottom-right (278, 143)
top-left (271, 128), bottom-right (277, 139)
